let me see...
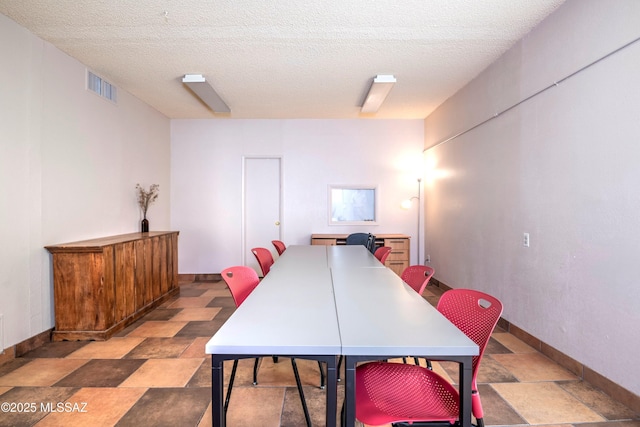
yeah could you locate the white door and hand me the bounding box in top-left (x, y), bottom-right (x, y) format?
top-left (244, 157), bottom-right (282, 276)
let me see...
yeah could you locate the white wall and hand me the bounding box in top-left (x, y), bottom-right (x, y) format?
top-left (0, 14), bottom-right (171, 349)
top-left (423, 0), bottom-right (640, 395)
top-left (171, 119), bottom-right (424, 273)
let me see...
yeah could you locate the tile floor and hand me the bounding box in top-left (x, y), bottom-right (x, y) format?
top-left (0, 277), bottom-right (638, 427)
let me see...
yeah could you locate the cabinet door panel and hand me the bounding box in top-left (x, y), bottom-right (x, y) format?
top-left (114, 242), bottom-right (136, 321)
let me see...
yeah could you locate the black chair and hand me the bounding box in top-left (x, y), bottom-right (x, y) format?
top-left (346, 232), bottom-right (376, 253)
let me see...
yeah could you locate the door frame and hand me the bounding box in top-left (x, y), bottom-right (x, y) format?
top-left (241, 155), bottom-right (284, 267)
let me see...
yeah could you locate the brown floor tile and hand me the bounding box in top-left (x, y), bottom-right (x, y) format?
top-left (0, 359), bottom-right (89, 387)
top-left (281, 386), bottom-right (330, 427)
top-left (35, 387), bottom-right (146, 427)
top-left (178, 288), bottom-right (208, 297)
top-left (485, 336), bottom-right (513, 354)
top-left (211, 307), bottom-right (235, 322)
top-left (491, 352), bottom-right (579, 382)
top-left (492, 382), bottom-right (606, 424)
top-left (113, 319), bottom-right (146, 338)
top-left (478, 383), bottom-right (526, 425)
top-left (206, 296), bottom-right (236, 308)
top-left (574, 422), bottom-right (640, 427)
top-left (170, 307), bottom-right (222, 322)
top-left (119, 358), bottom-right (202, 388)
top-left (21, 341), bottom-right (89, 359)
top-left (181, 337), bottom-right (211, 359)
top-left (225, 386), bottom-right (285, 427)
top-left (0, 386), bottom-right (78, 426)
top-left (123, 337), bottom-right (194, 359)
top-left (0, 358), bottom-right (32, 376)
top-left (252, 357), bottom-right (325, 388)
top-left (559, 381), bottom-right (639, 420)
top-left (167, 296), bottom-right (215, 309)
top-left (475, 355), bottom-right (519, 383)
top-left (142, 308), bottom-right (183, 321)
top-left (126, 320), bottom-right (188, 338)
top-left (198, 402), bottom-right (212, 427)
top-left (65, 337), bottom-right (145, 359)
top-left (0, 386), bottom-right (10, 395)
top-left (115, 387), bottom-right (210, 427)
top-left (54, 359), bottom-right (146, 387)
top-left (201, 288), bottom-right (234, 298)
top-left (174, 320), bottom-right (226, 338)
top-left (186, 359), bottom-right (211, 388)
top-left (221, 358), bottom-right (261, 386)
top-left (492, 332), bottom-right (538, 353)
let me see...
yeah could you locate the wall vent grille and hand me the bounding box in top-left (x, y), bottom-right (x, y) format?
top-left (87, 70), bottom-right (117, 103)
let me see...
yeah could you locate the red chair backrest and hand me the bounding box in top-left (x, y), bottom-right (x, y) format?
top-left (436, 289), bottom-right (503, 383)
top-left (221, 266), bottom-right (260, 307)
top-left (271, 240), bottom-right (286, 255)
top-left (374, 246), bottom-right (392, 264)
top-left (400, 265), bottom-right (435, 295)
top-left (251, 247), bottom-right (274, 276)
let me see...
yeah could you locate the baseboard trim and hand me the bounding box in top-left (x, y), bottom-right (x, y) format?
top-left (430, 277), bottom-right (639, 413)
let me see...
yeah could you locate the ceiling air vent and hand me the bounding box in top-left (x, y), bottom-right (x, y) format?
top-left (87, 70), bottom-right (117, 103)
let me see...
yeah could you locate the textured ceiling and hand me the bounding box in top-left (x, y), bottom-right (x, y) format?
top-left (0, 0), bottom-right (565, 119)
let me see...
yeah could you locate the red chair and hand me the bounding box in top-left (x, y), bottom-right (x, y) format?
top-left (373, 246), bottom-right (392, 264)
top-left (353, 289), bottom-right (503, 427)
top-left (221, 266), bottom-right (313, 426)
top-left (271, 240), bottom-right (287, 255)
top-left (251, 247), bottom-right (274, 276)
top-left (401, 265), bottom-right (435, 296)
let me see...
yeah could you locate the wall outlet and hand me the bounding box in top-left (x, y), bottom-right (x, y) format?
top-left (425, 254), bottom-right (431, 263)
top-left (523, 233), bottom-right (530, 247)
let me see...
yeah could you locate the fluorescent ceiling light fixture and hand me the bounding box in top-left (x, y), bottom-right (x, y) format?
top-left (361, 74), bottom-right (396, 113)
top-left (182, 74), bottom-right (230, 113)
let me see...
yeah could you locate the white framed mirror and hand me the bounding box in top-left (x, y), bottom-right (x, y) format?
top-left (328, 185), bottom-right (378, 225)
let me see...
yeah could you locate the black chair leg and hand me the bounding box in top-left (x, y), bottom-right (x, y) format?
top-left (317, 361), bottom-right (325, 389)
top-left (291, 358), bottom-right (312, 427)
top-left (252, 357), bottom-right (260, 385)
top-left (224, 359), bottom-right (239, 414)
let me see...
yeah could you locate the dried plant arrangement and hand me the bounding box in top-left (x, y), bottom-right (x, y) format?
top-left (136, 183), bottom-right (159, 219)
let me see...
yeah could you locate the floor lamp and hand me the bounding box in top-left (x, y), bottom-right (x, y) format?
top-left (402, 178), bottom-right (422, 265)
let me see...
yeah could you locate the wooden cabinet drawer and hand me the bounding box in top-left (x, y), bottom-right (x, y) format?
top-left (387, 249), bottom-right (408, 261)
top-left (384, 238), bottom-right (409, 251)
top-left (386, 260), bottom-right (409, 276)
top-left (311, 238), bottom-right (337, 246)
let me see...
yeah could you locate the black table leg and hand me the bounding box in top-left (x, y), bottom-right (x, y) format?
top-left (211, 356), bottom-right (225, 427)
top-left (459, 356), bottom-right (473, 427)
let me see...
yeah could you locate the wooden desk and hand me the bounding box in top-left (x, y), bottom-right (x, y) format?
top-left (45, 231), bottom-right (179, 341)
top-left (310, 233), bottom-right (410, 275)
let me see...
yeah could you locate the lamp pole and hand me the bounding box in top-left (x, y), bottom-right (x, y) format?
top-left (416, 178), bottom-right (422, 265)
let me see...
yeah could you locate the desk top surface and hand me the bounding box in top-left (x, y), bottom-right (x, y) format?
top-left (331, 267), bottom-right (477, 356)
top-left (205, 245), bottom-right (476, 357)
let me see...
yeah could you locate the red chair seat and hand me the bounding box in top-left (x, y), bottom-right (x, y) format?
top-left (356, 361), bottom-right (459, 425)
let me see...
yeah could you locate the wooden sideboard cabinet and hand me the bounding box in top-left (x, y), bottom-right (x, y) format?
top-left (310, 233), bottom-right (410, 276)
top-left (45, 231), bottom-right (179, 341)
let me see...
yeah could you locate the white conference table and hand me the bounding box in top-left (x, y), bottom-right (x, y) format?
top-left (331, 266), bottom-right (478, 427)
top-left (206, 245), bottom-right (478, 427)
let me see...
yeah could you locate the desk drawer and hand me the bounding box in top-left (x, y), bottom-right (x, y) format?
top-left (384, 238), bottom-right (409, 251)
top-left (387, 249), bottom-right (408, 261)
